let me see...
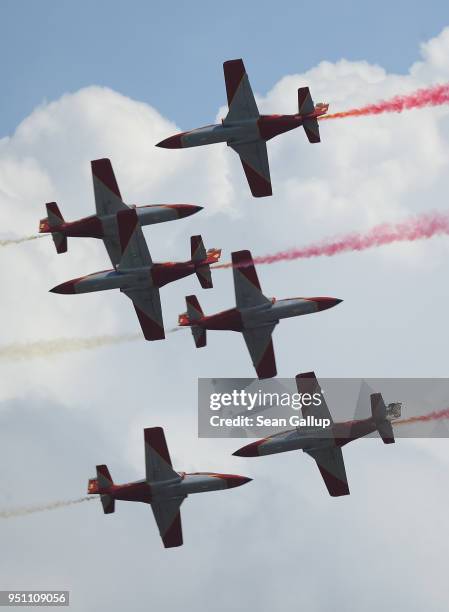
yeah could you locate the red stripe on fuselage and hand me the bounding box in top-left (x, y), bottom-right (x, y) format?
top-left (151, 261), bottom-right (195, 288)
top-left (54, 215), bottom-right (104, 238)
top-left (257, 114), bottom-right (303, 141)
top-left (332, 419), bottom-right (377, 447)
top-left (201, 308), bottom-right (243, 331)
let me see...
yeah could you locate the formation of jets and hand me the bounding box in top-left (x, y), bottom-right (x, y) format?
top-left (44, 159), bottom-right (221, 340)
top-left (39, 58), bottom-right (401, 548)
top-left (86, 372), bottom-right (401, 547)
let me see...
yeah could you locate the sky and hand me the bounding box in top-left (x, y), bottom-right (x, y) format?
top-left (1, 2), bottom-right (449, 612)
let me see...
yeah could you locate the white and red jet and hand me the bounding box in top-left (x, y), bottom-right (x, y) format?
top-left (233, 372), bottom-right (401, 496)
top-left (39, 158), bottom-right (202, 255)
top-left (157, 59), bottom-right (328, 197)
top-left (178, 251), bottom-right (342, 379)
top-left (87, 427), bottom-right (251, 548)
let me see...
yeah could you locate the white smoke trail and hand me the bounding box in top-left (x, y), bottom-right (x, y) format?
top-left (0, 328), bottom-right (182, 361)
top-left (0, 495), bottom-right (98, 519)
top-left (0, 234), bottom-right (45, 247)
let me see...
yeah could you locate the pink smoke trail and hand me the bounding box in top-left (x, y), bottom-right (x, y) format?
top-left (213, 212), bottom-right (449, 269)
top-left (395, 407), bottom-right (449, 426)
top-left (320, 82), bottom-right (449, 121)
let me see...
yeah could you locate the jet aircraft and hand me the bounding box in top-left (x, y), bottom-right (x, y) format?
top-left (87, 427), bottom-right (252, 548)
top-left (233, 372), bottom-right (401, 496)
top-left (39, 158), bottom-right (202, 254)
top-left (50, 229), bottom-right (221, 340)
top-left (178, 251), bottom-right (341, 378)
top-left (157, 59), bottom-right (328, 197)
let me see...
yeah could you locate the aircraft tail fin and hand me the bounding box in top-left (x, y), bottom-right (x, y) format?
top-left (298, 87), bottom-right (321, 143)
top-left (178, 295), bottom-right (207, 347)
top-left (40, 202), bottom-right (67, 254)
top-left (190, 235), bottom-right (221, 289)
top-left (370, 393), bottom-right (395, 444)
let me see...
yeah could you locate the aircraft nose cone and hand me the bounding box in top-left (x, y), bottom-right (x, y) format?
top-left (174, 204), bottom-right (203, 218)
top-left (156, 134), bottom-right (184, 149)
top-left (314, 297), bottom-right (343, 311)
top-left (49, 280), bottom-right (77, 294)
top-left (232, 440), bottom-right (263, 457)
top-left (226, 475), bottom-right (253, 489)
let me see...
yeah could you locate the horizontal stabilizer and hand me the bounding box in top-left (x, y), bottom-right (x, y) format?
top-left (192, 326), bottom-right (207, 348)
top-left (52, 232), bottom-right (68, 254)
top-left (45, 202), bottom-right (64, 228)
top-left (370, 393), bottom-right (395, 444)
top-left (298, 87), bottom-right (321, 143)
top-left (298, 87), bottom-right (315, 115)
top-left (303, 118), bottom-right (321, 143)
top-left (196, 264), bottom-right (213, 289)
top-left (378, 420), bottom-right (395, 444)
top-left (191, 235), bottom-right (207, 262)
top-left (181, 296), bottom-right (206, 347)
top-left (100, 494), bottom-right (115, 514)
top-left (40, 203), bottom-right (68, 254)
top-left (185, 295), bottom-right (203, 321)
top-left (96, 464), bottom-right (113, 488)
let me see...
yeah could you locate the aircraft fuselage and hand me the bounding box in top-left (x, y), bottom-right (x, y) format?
top-left (50, 254), bottom-right (218, 295)
top-left (39, 204), bottom-right (201, 238)
top-left (235, 417), bottom-right (381, 457)
top-left (187, 297), bottom-right (341, 332)
top-left (88, 471), bottom-right (250, 505)
top-left (157, 113), bottom-right (321, 149)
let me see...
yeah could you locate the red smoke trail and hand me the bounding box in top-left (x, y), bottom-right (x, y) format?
top-left (213, 212), bottom-right (449, 269)
top-left (395, 407), bottom-right (449, 426)
top-left (320, 82), bottom-right (449, 121)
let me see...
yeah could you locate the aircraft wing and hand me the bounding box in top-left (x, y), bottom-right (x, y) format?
top-left (91, 158), bottom-right (128, 215)
top-left (305, 446), bottom-right (350, 497)
top-left (122, 286), bottom-right (165, 341)
top-left (242, 324), bottom-right (277, 379)
top-left (145, 428), bottom-right (185, 548)
top-left (223, 59), bottom-right (259, 123)
top-left (91, 158), bottom-right (152, 267)
top-left (296, 371), bottom-right (333, 423)
top-left (232, 250), bottom-right (271, 309)
top-left (151, 496), bottom-right (185, 548)
top-left (115, 208), bottom-right (152, 269)
top-left (230, 141), bottom-right (272, 198)
top-left (144, 427), bottom-right (180, 482)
